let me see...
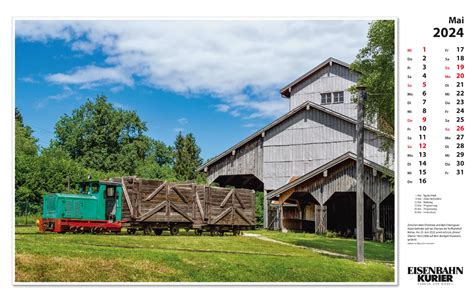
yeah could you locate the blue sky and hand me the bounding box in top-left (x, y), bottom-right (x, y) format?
top-left (15, 20), bottom-right (369, 160)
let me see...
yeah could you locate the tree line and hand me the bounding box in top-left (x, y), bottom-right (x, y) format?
top-left (15, 95), bottom-right (204, 214)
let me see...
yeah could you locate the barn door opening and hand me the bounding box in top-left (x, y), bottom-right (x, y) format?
top-left (212, 174), bottom-right (264, 191)
top-left (380, 193), bottom-right (394, 241)
top-left (279, 192), bottom-right (319, 233)
top-left (267, 205), bottom-right (280, 230)
top-left (325, 192), bottom-right (374, 239)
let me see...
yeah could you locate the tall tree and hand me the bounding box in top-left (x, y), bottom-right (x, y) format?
top-left (135, 139), bottom-right (176, 180)
top-left (15, 108), bottom-right (38, 156)
top-left (174, 132), bottom-right (203, 181)
top-left (53, 95), bottom-right (152, 174)
top-left (15, 108), bottom-right (109, 213)
top-left (351, 20), bottom-right (395, 136)
top-left (15, 108), bottom-right (39, 213)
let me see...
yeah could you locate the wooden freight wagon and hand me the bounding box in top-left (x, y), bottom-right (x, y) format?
top-left (194, 186), bottom-right (256, 236)
top-left (110, 176), bottom-right (256, 235)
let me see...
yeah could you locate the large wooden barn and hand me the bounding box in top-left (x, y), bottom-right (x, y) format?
top-left (198, 57), bottom-right (394, 240)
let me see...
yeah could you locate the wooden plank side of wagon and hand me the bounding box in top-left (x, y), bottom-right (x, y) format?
top-left (207, 186), bottom-right (256, 227)
top-left (129, 179), bottom-right (195, 224)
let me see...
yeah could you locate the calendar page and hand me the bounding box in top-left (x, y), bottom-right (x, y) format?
top-left (0, 0), bottom-right (472, 294)
top-left (399, 14), bottom-right (471, 288)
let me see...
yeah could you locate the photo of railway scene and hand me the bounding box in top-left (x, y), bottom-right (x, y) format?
top-left (15, 19), bottom-right (395, 283)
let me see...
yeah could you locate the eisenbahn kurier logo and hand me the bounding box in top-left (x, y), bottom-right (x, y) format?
top-left (408, 266), bottom-right (464, 284)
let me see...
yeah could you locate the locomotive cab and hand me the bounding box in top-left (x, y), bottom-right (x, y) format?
top-left (76, 181), bottom-right (122, 221)
top-left (38, 180), bottom-right (124, 233)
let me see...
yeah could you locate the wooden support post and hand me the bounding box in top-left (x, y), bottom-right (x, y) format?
top-left (375, 201), bottom-right (384, 242)
top-left (376, 201), bottom-right (381, 229)
top-left (275, 205), bottom-right (280, 230)
top-left (263, 190), bottom-right (268, 228)
top-left (356, 86), bottom-right (366, 263)
top-left (321, 205), bottom-right (327, 234)
top-left (280, 203), bottom-right (285, 232)
top-left (298, 201), bottom-right (305, 231)
top-left (315, 204), bottom-right (319, 234)
top-left (315, 204), bottom-right (327, 234)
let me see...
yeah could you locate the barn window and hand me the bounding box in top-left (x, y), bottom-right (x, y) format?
top-left (333, 91), bottom-right (344, 103)
top-left (321, 93), bottom-right (331, 104)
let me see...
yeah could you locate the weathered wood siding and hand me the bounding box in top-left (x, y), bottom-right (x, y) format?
top-left (263, 107), bottom-right (392, 190)
top-left (207, 187), bottom-right (256, 226)
top-left (290, 63), bottom-right (359, 119)
top-left (206, 136), bottom-right (264, 184)
top-left (292, 160), bottom-right (393, 205)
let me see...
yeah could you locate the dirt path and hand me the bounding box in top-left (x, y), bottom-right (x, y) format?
top-left (244, 233), bottom-right (395, 266)
top-left (243, 233), bottom-right (353, 259)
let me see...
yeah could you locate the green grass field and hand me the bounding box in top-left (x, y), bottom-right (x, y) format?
top-left (256, 230), bottom-right (394, 262)
top-left (15, 226), bottom-right (394, 283)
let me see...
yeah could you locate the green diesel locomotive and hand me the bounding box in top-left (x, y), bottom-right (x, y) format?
top-left (37, 181), bottom-right (123, 233)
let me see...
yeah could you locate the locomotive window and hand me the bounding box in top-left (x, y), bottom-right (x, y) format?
top-left (91, 182), bottom-right (100, 193)
top-left (106, 186), bottom-right (116, 198)
top-left (80, 183), bottom-right (90, 194)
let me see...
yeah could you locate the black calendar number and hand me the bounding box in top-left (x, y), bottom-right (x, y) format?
top-left (433, 27), bottom-right (464, 38)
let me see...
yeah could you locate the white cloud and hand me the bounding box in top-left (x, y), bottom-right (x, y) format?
top-left (45, 65), bottom-right (133, 87)
top-left (34, 86), bottom-right (76, 109)
top-left (215, 104), bottom-right (230, 112)
top-left (16, 20), bottom-right (369, 118)
top-left (230, 110), bottom-right (241, 117)
top-left (177, 117), bottom-right (188, 125)
top-left (110, 85), bottom-right (125, 93)
top-left (18, 76), bottom-right (39, 83)
top-left (71, 40), bottom-right (96, 54)
top-left (48, 86), bottom-right (75, 100)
